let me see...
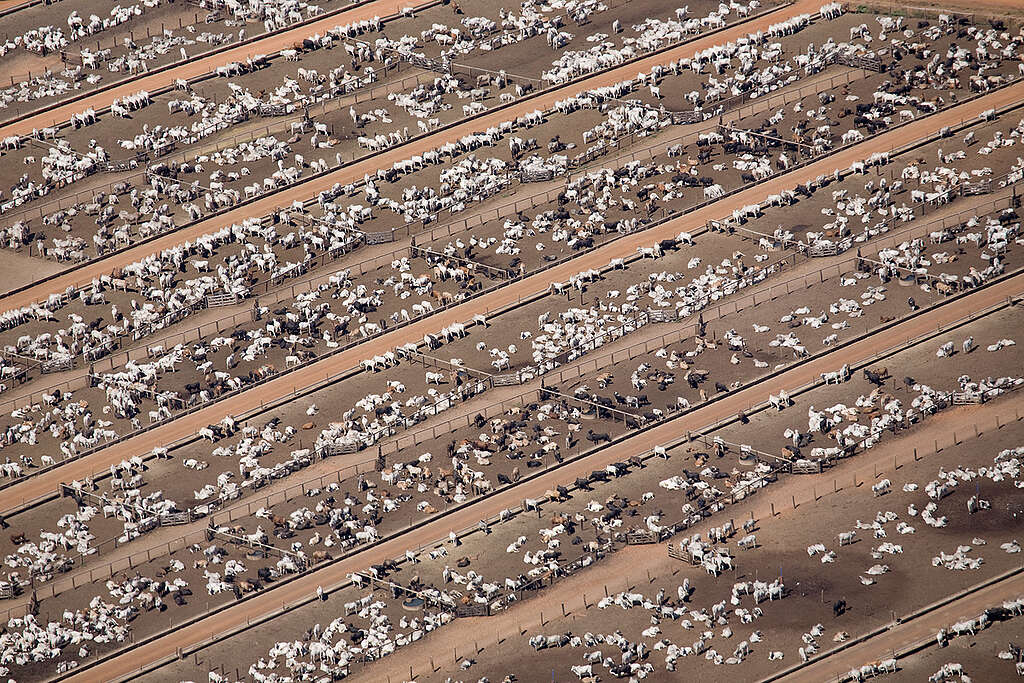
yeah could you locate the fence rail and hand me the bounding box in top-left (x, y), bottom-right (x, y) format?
top-left (409, 245), bottom-right (513, 280)
top-left (791, 459), bottom-right (823, 474)
top-left (205, 292), bottom-right (238, 308)
top-left (836, 51), bottom-right (885, 72)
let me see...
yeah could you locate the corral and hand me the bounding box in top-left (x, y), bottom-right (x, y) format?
top-left (0, 0), bottom-right (1023, 681)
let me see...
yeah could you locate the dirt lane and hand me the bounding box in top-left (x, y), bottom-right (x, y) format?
top-left (0, 0), bottom-right (424, 138)
top-left (64, 274), bottom-right (1024, 683)
top-left (2, 82), bottom-right (1020, 514)
top-left (0, 0), bottom-right (814, 311)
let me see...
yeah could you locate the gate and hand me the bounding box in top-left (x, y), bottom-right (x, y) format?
top-left (60, 50), bottom-right (84, 66)
top-left (41, 356), bottom-right (73, 373)
top-left (521, 167), bottom-right (553, 182)
top-left (363, 231), bottom-right (394, 245)
top-left (153, 140), bottom-right (176, 157)
top-left (406, 53), bottom-right (451, 74)
top-left (569, 142), bottom-right (608, 169)
top-left (672, 110), bottom-right (703, 125)
top-left (960, 180), bottom-right (991, 196)
top-left (808, 243), bottom-right (840, 257)
top-left (490, 373), bottom-right (521, 387)
top-left (454, 602), bottom-right (490, 618)
top-left (257, 103), bottom-right (291, 117)
top-left (159, 511), bottom-right (191, 525)
top-left (625, 528), bottom-right (658, 545)
top-left (837, 52), bottom-right (884, 72)
top-left (791, 459), bottom-right (822, 474)
top-left (320, 441), bottom-right (363, 457)
top-left (647, 309), bottom-right (677, 323)
top-left (102, 159), bottom-right (136, 173)
top-left (205, 292), bottom-right (238, 308)
top-left (952, 391), bottom-right (985, 405)
top-left (667, 543), bottom-right (696, 564)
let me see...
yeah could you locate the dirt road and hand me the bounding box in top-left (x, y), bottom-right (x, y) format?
top-left (0, 0), bottom-right (426, 139)
top-left (0, 0), bottom-right (812, 310)
top-left (63, 274), bottom-right (1023, 683)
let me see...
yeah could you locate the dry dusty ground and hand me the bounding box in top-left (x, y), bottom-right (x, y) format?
top-left (143, 302), bottom-right (1024, 683)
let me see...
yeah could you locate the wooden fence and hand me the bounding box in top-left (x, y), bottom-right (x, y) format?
top-left (836, 51), bottom-right (885, 72)
top-left (667, 543), bottom-right (694, 563)
top-left (808, 243), bottom-right (840, 257)
top-left (454, 602), bottom-right (490, 618)
top-left (961, 180), bottom-right (992, 196)
top-left (41, 356), bottom-right (74, 373)
top-left (625, 528), bottom-right (659, 545)
top-left (363, 231), bottom-right (395, 245)
top-left (406, 53), bottom-right (451, 74)
top-left (791, 459), bottom-right (823, 475)
top-left (952, 391), bottom-right (985, 405)
top-left (671, 110), bottom-right (703, 125)
top-left (318, 441), bottom-right (363, 457)
top-left (257, 103), bottom-right (292, 117)
top-left (521, 167), bottom-right (554, 182)
top-left (647, 309), bottom-right (679, 323)
top-left (159, 511), bottom-right (192, 526)
top-left (205, 292), bottom-right (238, 308)
top-left (210, 528), bottom-right (308, 568)
top-left (409, 245), bottom-right (513, 280)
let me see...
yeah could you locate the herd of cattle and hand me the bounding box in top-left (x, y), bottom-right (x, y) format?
top-left (0, 0), bottom-right (1023, 680)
